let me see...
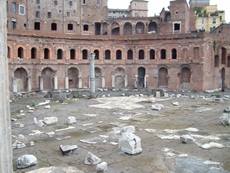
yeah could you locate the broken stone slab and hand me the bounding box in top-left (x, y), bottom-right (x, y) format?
top-left (36, 100), bottom-right (50, 107)
top-left (200, 142), bottom-right (224, 150)
top-left (26, 166), bottom-right (84, 173)
top-left (84, 152), bottom-right (102, 165)
top-left (43, 117), bottom-right (58, 125)
top-left (66, 116), bottom-right (77, 125)
top-left (12, 140), bottom-right (26, 149)
top-left (180, 135), bottom-right (194, 144)
top-left (44, 105), bottom-right (51, 109)
top-left (220, 113), bottom-right (230, 126)
top-left (224, 107), bottom-right (230, 113)
top-left (59, 144), bottom-right (78, 155)
top-left (16, 154), bottom-right (37, 169)
top-left (96, 162), bottom-right (108, 173)
top-left (151, 104), bottom-right (164, 111)
top-left (172, 102), bottom-right (179, 106)
top-left (119, 132), bottom-right (142, 155)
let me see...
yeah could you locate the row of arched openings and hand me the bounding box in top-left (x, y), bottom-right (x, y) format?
top-left (13, 66), bottom-right (191, 92)
top-left (8, 47), bottom-right (179, 60)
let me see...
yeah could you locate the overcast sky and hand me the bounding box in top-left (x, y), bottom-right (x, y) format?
top-left (108, 0), bottom-right (230, 23)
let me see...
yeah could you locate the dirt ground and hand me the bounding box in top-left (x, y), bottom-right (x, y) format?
top-left (11, 92), bottom-right (230, 173)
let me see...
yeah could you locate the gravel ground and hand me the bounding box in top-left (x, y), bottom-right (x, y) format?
top-left (11, 92), bottom-right (230, 173)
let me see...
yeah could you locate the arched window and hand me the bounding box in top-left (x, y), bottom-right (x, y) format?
top-left (44, 48), bottom-right (50, 59)
top-left (51, 23), bottom-right (57, 31)
top-left (150, 49), bottom-right (155, 60)
top-left (221, 47), bottom-right (227, 65)
top-left (127, 49), bottom-right (133, 60)
top-left (18, 47), bottom-right (24, 59)
top-left (135, 22), bottom-right (145, 34)
top-left (57, 49), bottom-right (63, 59)
top-left (161, 49), bottom-right (166, 59)
top-left (94, 50), bottom-right (99, 60)
top-left (31, 47), bottom-right (37, 59)
top-left (70, 49), bottom-right (75, 59)
top-left (123, 22), bottom-right (132, 35)
top-left (228, 56), bottom-right (230, 67)
top-left (172, 48), bottom-right (177, 59)
top-left (148, 22), bottom-right (157, 33)
top-left (82, 49), bottom-right (88, 59)
top-left (7, 46), bottom-right (10, 58)
top-left (214, 55), bottom-right (219, 67)
top-left (116, 50), bottom-right (122, 60)
top-left (105, 50), bottom-right (111, 60)
top-left (139, 50), bottom-right (145, 59)
top-left (111, 22), bottom-right (120, 35)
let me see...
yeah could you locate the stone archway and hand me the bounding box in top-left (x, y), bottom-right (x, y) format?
top-left (68, 67), bottom-right (79, 89)
top-left (114, 67), bottom-right (126, 89)
top-left (123, 22), bottom-right (132, 35)
top-left (95, 67), bottom-right (102, 90)
top-left (14, 68), bottom-right (28, 92)
top-left (137, 67), bottom-right (146, 88)
top-left (180, 67), bottom-right (191, 90)
top-left (135, 22), bottom-right (145, 34)
top-left (41, 67), bottom-right (55, 91)
top-left (158, 67), bottom-right (168, 88)
top-left (221, 68), bottom-right (225, 91)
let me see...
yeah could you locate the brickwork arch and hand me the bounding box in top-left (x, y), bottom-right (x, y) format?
top-left (135, 22), bottom-right (145, 34)
top-left (14, 67), bottom-right (28, 92)
top-left (95, 67), bottom-right (103, 89)
top-left (123, 22), bottom-right (133, 35)
top-left (41, 67), bottom-right (56, 91)
top-left (158, 67), bottom-right (168, 88)
top-left (111, 22), bottom-right (120, 35)
top-left (137, 67), bottom-right (146, 88)
top-left (68, 67), bottom-right (79, 89)
top-left (113, 67), bottom-right (126, 89)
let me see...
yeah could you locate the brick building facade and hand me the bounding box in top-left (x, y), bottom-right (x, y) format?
top-left (6, 0), bottom-right (230, 92)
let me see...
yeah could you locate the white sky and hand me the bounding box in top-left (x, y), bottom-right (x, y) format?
top-left (108, 0), bottom-right (230, 22)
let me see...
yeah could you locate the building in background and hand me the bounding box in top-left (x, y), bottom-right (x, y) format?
top-left (190, 0), bottom-right (225, 32)
top-left (6, 0), bottom-right (230, 92)
top-left (189, 0), bottom-right (210, 8)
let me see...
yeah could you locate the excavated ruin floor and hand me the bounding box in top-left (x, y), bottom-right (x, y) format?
top-left (11, 92), bottom-right (230, 173)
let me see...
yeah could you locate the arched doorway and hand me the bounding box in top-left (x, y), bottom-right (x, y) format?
top-left (123, 22), bottom-right (132, 35)
top-left (68, 67), bottom-right (79, 89)
top-left (111, 22), bottom-right (120, 35)
top-left (180, 67), bottom-right (191, 90)
top-left (137, 67), bottom-right (146, 88)
top-left (95, 67), bottom-right (102, 90)
top-left (41, 67), bottom-right (55, 91)
top-left (148, 22), bottom-right (157, 33)
top-left (221, 68), bottom-right (225, 92)
top-left (14, 68), bottom-right (28, 92)
top-left (135, 22), bottom-right (145, 34)
top-left (114, 68), bottom-right (126, 89)
top-left (158, 67), bottom-right (168, 88)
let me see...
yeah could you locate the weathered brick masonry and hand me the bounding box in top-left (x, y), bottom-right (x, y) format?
top-left (6, 0), bottom-right (230, 92)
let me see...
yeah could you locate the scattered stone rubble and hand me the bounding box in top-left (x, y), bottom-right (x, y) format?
top-left (16, 154), bottom-right (37, 169)
top-left (59, 144), bottom-right (78, 155)
top-left (84, 152), bottom-right (102, 165)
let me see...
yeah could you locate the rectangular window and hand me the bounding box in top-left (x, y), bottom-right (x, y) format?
top-left (19, 4), bottom-right (25, 15)
top-left (12, 2), bottom-right (17, 14)
top-left (12, 20), bottom-right (16, 29)
top-left (35, 11), bottom-right (40, 18)
top-left (69, 1), bottom-right (73, 6)
top-left (47, 12), bottom-right (52, 18)
top-left (82, 0), bottom-right (86, 4)
top-left (36, 0), bottom-right (40, 4)
top-left (54, 0), bottom-right (58, 5)
top-left (34, 22), bottom-right (40, 30)
top-left (68, 24), bottom-right (73, 30)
